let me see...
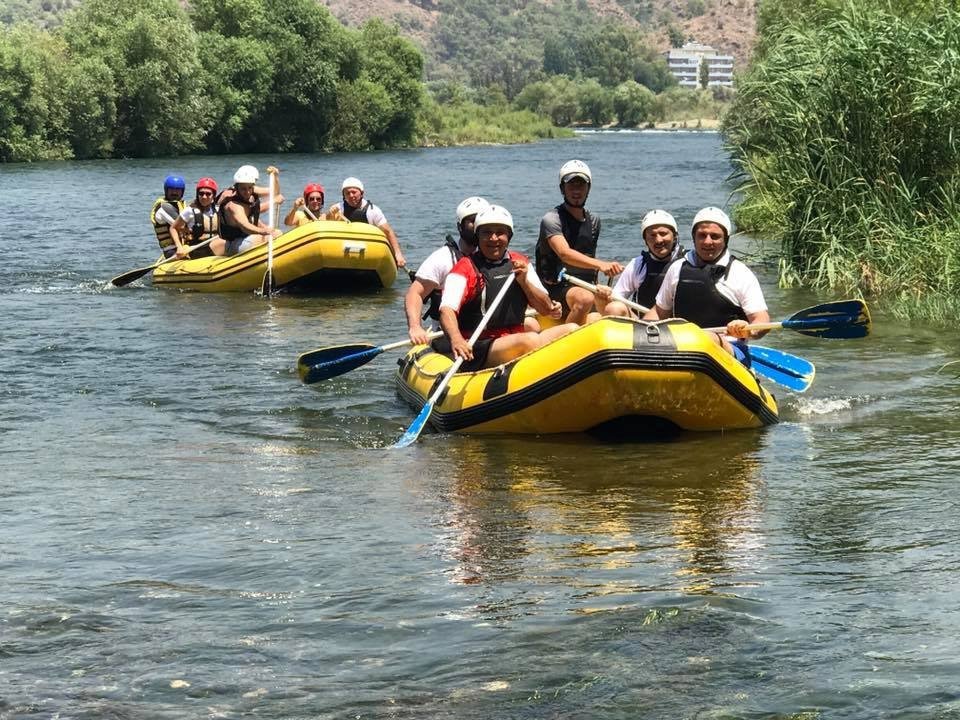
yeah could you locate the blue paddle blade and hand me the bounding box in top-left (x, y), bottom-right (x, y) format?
top-left (783, 299), bottom-right (871, 339)
top-left (750, 345), bottom-right (816, 392)
top-left (297, 344), bottom-right (380, 384)
top-left (392, 400), bottom-right (434, 448)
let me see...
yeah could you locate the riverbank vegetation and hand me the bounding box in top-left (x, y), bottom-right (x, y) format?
top-left (0, 0), bottom-right (729, 162)
top-left (0, 0), bottom-right (426, 160)
top-left (723, 0), bottom-right (960, 321)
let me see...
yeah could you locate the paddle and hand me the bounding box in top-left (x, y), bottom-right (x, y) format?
top-left (704, 300), bottom-right (871, 339)
top-left (298, 331), bottom-right (443, 384)
top-left (392, 270), bottom-right (518, 448)
top-left (749, 345), bottom-right (815, 392)
top-left (561, 272), bottom-right (818, 391)
top-left (298, 309), bottom-right (538, 385)
top-left (110, 238), bottom-right (214, 287)
top-left (261, 167), bottom-right (279, 297)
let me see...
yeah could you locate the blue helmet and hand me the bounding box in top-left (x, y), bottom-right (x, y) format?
top-left (163, 175), bottom-right (186, 192)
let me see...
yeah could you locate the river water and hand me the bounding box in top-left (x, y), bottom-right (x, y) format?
top-left (2, 132), bottom-right (959, 718)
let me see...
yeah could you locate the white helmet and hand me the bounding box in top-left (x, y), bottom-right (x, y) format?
top-left (691, 206), bottom-right (732, 238)
top-left (559, 159), bottom-right (592, 185)
top-left (455, 196), bottom-right (489, 227)
top-left (474, 204), bottom-right (514, 235)
top-left (233, 164), bottom-right (259, 184)
top-left (640, 209), bottom-right (678, 236)
top-left (341, 177), bottom-right (364, 192)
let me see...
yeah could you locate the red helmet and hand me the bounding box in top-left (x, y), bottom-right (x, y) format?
top-left (303, 183), bottom-right (325, 201)
top-left (196, 177), bottom-right (218, 193)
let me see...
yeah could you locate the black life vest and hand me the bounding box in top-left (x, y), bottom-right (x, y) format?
top-left (633, 245), bottom-right (683, 308)
top-left (535, 204), bottom-right (601, 284)
top-left (151, 197), bottom-right (184, 251)
top-left (218, 191), bottom-right (260, 241)
top-left (673, 256), bottom-right (748, 328)
top-left (341, 200), bottom-right (371, 224)
top-left (457, 251), bottom-right (529, 339)
top-left (422, 235), bottom-right (464, 322)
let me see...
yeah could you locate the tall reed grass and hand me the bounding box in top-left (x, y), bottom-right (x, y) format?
top-left (724, 3), bottom-right (960, 321)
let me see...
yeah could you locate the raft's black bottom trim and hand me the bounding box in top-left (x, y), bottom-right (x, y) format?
top-left (396, 348), bottom-right (779, 433)
top-left (280, 268), bottom-right (386, 294)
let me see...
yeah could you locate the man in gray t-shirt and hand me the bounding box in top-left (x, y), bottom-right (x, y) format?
top-left (534, 160), bottom-right (623, 324)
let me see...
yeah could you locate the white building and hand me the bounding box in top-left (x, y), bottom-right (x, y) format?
top-left (664, 42), bottom-right (734, 88)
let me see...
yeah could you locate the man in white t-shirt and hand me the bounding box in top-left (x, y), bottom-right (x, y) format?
top-left (594, 208), bottom-right (684, 317)
top-left (404, 196), bottom-right (489, 345)
top-left (332, 177), bottom-right (406, 268)
top-left (643, 206), bottom-right (770, 364)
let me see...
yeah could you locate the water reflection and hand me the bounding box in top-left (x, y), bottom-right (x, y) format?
top-left (432, 431), bottom-right (769, 620)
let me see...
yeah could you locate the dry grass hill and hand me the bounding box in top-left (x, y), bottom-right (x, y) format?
top-left (322, 0), bottom-right (757, 71)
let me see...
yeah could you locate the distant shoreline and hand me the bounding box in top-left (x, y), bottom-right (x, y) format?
top-left (574, 118), bottom-right (721, 133)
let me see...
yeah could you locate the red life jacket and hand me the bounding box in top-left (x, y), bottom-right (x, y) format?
top-left (453, 250), bottom-right (530, 340)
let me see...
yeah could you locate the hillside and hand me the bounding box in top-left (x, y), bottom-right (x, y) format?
top-left (4, 0), bottom-right (757, 83)
top-left (323, 0), bottom-right (757, 76)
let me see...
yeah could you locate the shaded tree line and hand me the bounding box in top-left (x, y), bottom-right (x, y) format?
top-left (0, 0), bottom-right (425, 161)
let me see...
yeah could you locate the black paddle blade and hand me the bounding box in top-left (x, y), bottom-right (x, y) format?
top-left (297, 344), bottom-right (381, 384)
top-left (111, 265), bottom-right (156, 287)
top-left (783, 299), bottom-right (871, 339)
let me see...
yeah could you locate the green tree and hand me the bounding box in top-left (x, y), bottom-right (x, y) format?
top-left (63, 57), bottom-right (116, 158)
top-left (60, 0), bottom-right (215, 156)
top-left (613, 80), bottom-right (654, 126)
top-left (327, 79), bottom-right (394, 151)
top-left (543, 34), bottom-right (576, 76)
top-left (358, 19), bottom-right (424, 147)
top-left (191, 0), bottom-right (359, 152)
top-left (513, 75), bottom-right (579, 126)
top-left (698, 59), bottom-right (709, 89)
top-left (577, 79), bottom-right (614, 126)
top-left (667, 24), bottom-right (685, 48)
top-left (686, 0), bottom-right (707, 18)
top-left (194, 33), bottom-right (273, 153)
top-left (0, 24), bottom-right (72, 160)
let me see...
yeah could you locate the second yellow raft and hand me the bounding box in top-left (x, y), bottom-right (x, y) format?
top-left (152, 220), bottom-right (398, 292)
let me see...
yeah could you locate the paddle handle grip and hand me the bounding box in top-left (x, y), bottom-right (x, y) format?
top-left (561, 272), bottom-right (650, 314)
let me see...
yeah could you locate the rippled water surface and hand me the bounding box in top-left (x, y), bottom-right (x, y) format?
top-left (2, 132), bottom-right (959, 718)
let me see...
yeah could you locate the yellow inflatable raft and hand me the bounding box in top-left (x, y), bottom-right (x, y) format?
top-left (395, 316), bottom-right (779, 435)
top-left (152, 220), bottom-right (397, 292)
